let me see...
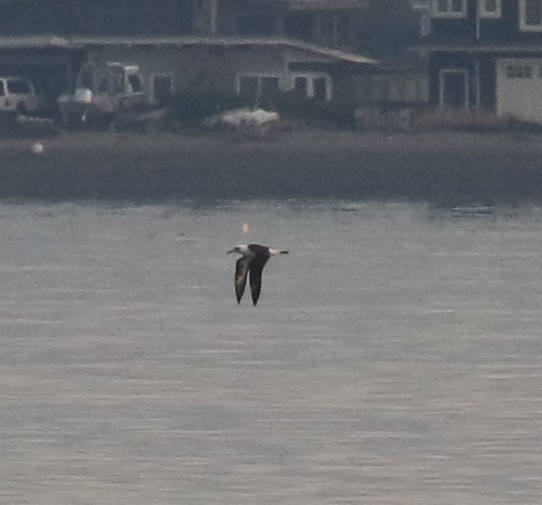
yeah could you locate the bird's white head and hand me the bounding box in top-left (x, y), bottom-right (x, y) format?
top-left (227, 244), bottom-right (250, 256)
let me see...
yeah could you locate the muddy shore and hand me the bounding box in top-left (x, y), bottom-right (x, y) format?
top-left (0, 129), bottom-right (541, 203)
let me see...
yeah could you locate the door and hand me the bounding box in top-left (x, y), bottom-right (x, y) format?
top-left (439, 69), bottom-right (469, 109)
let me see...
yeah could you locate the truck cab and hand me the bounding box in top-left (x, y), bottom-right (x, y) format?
top-left (0, 76), bottom-right (41, 114)
top-left (57, 62), bottom-right (147, 124)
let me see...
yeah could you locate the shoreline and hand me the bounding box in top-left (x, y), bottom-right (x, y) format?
top-left (1, 129), bottom-right (541, 203)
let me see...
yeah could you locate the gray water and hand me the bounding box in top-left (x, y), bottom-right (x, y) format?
top-left (0, 200), bottom-right (541, 505)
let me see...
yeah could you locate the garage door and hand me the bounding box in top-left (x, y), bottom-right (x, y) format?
top-left (496, 58), bottom-right (542, 123)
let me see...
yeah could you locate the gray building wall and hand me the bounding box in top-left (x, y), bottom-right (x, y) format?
top-left (84, 42), bottom-right (337, 102)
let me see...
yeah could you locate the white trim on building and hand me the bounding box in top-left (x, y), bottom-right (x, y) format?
top-left (519, 0), bottom-right (542, 32)
top-left (478, 0), bottom-right (502, 18)
top-left (431, 0), bottom-right (467, 18)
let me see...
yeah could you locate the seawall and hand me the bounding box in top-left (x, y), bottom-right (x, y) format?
top-left (0, 130), bottom-right (541, 204)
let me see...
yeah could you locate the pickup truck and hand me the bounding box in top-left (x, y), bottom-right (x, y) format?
top-left (57, 62), bottom-right (149, 126)
top-left (0, 76), bottom-right (41, 114)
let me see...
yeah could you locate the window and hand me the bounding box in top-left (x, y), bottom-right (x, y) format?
top-left (285, 12), bottom-right (312, 42)
top-left (432, 0), bottom-right (467, 17)
top-left (520, 0), bottom-right (542, 30)
top-left (238, 12), bottom-right (277, 36)
top-left (112, 70), bottom-right (125, 93)
top-left (152, 74), bottom-right (173, 106)
top-left (127, 74), bottom-right (143, 94)
top-left (479, 0), bottom-right (501, 18)
top-left (337, 13), bottom-right (351, 48)
top-left (238, 75), bottom-right (280, 105)
top-left (320, 14), bottom-right (335, 46)
top-left (7, 79), bottom-right (31, 94)
top-left (291, 74), bottom-right (332, 101)
top-left (294, 77), bottom-right (307, 99)
top-left (239, 76), bottom-right (259, 104)
top-left (506, 64), bottom-right (533, 78)
top-left (260, 77), bottom-right (279, 101)
top-left (313, 78), bottom-right (327, 101)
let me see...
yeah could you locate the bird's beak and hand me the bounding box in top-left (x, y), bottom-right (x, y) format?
top-left (226, 248), bottom-right (235, 254)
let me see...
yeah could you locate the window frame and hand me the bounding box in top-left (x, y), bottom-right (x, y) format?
top-left (127, 74), bottom-right (143, 94)
top-left (478, 0), bottom-right (502, 19)
top-left (290, 73), bottom-right (333, 101)
top-left (505, 63), bottom-right (533, 79)
top-left (431, 0), bottom-right (467, 18)
top-left (236, 74), bottom-right (281, 104)
top-left (236, 73), bottom-right (333, 102)
top-left (520, 0), bottom-right (542, 31)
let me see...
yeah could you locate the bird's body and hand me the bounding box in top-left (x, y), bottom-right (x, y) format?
top-left (227, 243), bottom-right (288, 305)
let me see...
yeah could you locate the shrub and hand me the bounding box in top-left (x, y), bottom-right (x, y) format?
top-left (172, 89), bottom-right (356, 129)
top-left (173, 90), bottom-right (246, 124)
top-left (273, 92), bottom-right (355, 129)
top-left (413, 109), bottom-right (530, 132)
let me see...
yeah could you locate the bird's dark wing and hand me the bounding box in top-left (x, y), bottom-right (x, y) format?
top-left (249, 257), bottom-right (268, 306)
top-left (234, 257), bottom-right (250, 303)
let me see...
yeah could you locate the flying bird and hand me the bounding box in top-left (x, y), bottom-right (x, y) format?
top-left (227, 243), bottom-right (288, 305)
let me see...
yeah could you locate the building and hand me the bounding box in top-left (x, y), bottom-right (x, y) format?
top-left (418, 0), bottom-right (542, 123)
top-left (73, 35), bottom-right (376, 106)
top-left (0, 0), bottom-right (376, 108)
top-left (0, 37), bottom-right (85, 112)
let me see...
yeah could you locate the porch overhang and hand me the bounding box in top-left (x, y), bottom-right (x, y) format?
top-left (288, 60), bottom-right (376, 74)
top-left (413, 40), bottom-right (542, 54)
top-left (0, 35), bottom-right (78, 50)
top-left (69, 35), bottom-right (376, 63)
top-left (245, 0), bottom-right (369, 10)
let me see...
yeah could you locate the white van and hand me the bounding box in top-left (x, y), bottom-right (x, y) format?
top-left (0, 77), bottom-right (40, 114)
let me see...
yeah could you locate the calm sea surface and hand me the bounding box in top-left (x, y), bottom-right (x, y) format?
top-left (0, 200), bottom-right (541, 505)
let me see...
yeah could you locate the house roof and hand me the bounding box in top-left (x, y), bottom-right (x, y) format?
top-left (68, 35), bottom-right (378, 65)
top-left (0, 34), bottom-right (377, 67)
top-left (0, 35), bottom-right (72, 49)
top-left (246, 0), bottom-right (368, 10)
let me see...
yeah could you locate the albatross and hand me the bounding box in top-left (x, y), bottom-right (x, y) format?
top-left (227, 243), bottom-right (288, 305)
